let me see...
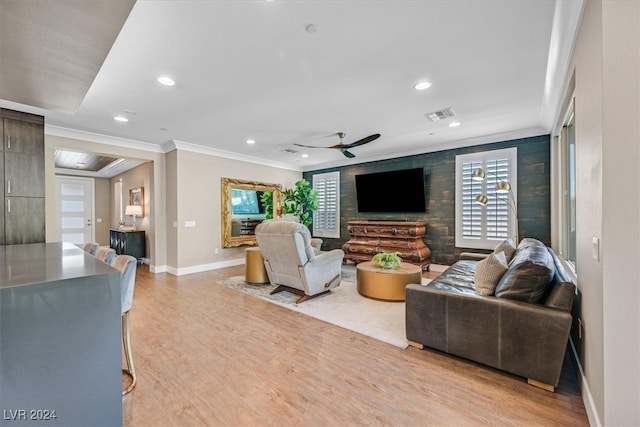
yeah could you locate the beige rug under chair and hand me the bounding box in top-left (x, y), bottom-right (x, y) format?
top-left (217, 265), bottom-right (433, 349)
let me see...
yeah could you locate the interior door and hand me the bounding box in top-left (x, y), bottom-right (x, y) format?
top-left (55, 176), bottom-right (94, 244)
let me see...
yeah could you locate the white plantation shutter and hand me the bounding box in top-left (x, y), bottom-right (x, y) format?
top-left (455, 148), bottom-right (517, 249)
top-left (313, 171), bottom-right (340, 238)
top-left (485, 158), bottom-right (511, 240)
top-left (461, 160), bottom-right (483, 240)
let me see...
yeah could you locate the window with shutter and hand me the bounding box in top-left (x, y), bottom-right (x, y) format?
top-left (313, 171), bottom-right (340, 238)
top-left (455, 148), bottom-right (517, 249)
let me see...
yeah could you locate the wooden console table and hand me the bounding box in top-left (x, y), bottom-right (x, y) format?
top-left (342, 220), bottom-right (431, 270)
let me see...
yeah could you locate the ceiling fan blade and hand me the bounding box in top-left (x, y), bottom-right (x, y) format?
top-left (341, 149), bottom-right (355, 158)
top-left (292, 143), bottom-right (329, 149)
top-left (346, 133), bottom-right (381, 148)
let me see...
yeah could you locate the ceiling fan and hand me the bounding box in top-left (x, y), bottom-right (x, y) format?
top-left (293, 132), bottom-right (380, 158)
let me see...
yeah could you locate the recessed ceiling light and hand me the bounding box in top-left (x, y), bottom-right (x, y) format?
top-left (306, 24), bottom-right (317, 34)
top-left (301, 153), bottom-right (309, 158)
top-left (449, 121), bottom-right (461, 127)
top-left (157, 76), bottom-right (175, 86)
top-left (246, 139), bottom-right (256, 144)
top-left (414, 81), bottom-right (432, 90)
top-left (114, 116), bottom-right (128, 122)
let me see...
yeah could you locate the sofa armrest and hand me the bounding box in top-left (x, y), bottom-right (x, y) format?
top-left (406, 284), bottom-right (572, 386)
top-left (459, 252), bottom-right (489, 261)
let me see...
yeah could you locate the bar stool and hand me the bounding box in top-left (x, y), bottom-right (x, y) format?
top-left (95, 247), bottom-right (116, 264)
top-left (83, 242), bottom-right (99, 255)
top-left (109, 255), bottom-right (138, 395)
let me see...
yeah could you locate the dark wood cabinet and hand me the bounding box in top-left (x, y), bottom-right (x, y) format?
top-left (1, 109), bottom-right (45, 245)
top-left (240, 219), bottom-right (262, 235)
top-left (342, 220), bottom-right (431, 270)
top-left (4, 197), bottom-right (46, 244)
top-left (0, 127), bottom-right (3, 244)
top-left (110, 228), bottom-right (146, 260)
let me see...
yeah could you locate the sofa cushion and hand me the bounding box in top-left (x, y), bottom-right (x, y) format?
top-left (425, 260), bottom-right (478, 296)
top-left (474, 251), bottom-right (508, 296)
top-left (495, 238), bottom-right (555, 303)
top-left (494, 238), bottom-right (516, 263)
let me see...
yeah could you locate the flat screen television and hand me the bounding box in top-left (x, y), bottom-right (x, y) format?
top-left (231, 189), bottom-right (265, 215)
top-left (355, 168), bottom-right (426, 213)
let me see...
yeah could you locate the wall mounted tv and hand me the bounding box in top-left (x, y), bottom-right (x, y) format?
top-left (355, 167), bottom-right (426, 213)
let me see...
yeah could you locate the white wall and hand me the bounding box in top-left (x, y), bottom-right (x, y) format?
top-left (168, 149), bottom-right (300, 274)
top-left (601, 1), bottom-right (640, 424)
top-left (111, 163), bottom-right (153, 259)
top-left (554, 0), bottom-right (640, 424)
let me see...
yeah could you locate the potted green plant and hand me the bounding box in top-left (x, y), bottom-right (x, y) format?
top-left (372, 252), bottom-right (403, 270)
top-left (262, 179), bottom-right (318, 226)
top-left (282, 179), bottom-right (317, 226)
top-left (260, 191), bottom-right (275, 220)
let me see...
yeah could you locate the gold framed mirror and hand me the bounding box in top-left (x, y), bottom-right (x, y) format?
top-left (221, 177), bottom-right (282, 248)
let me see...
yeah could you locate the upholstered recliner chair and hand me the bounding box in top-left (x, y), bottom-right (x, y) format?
top-left (255, 219), bottom-right (344, 303)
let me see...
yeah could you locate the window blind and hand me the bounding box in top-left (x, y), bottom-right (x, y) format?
top-left (313, 172), bottom-right (340, 238)
top-left (455, 148), bottom-right (517, 249)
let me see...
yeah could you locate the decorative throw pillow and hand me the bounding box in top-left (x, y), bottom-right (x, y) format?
top-left (494, 239), bottom-right (556, 303)
top-left (494, 238), bottom-right (517, 263)
top-left (474, 251), bottom-right (508, 296)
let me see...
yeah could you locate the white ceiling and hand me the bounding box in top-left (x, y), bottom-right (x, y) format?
top-left (0, 0), bottom-right (584, 172)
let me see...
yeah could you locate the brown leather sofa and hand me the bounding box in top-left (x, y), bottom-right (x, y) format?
top-left (405, 238), bottom-right (576, 391)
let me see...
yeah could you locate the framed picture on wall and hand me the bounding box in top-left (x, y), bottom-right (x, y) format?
top-left (129, 187), bottom-right (144, 216)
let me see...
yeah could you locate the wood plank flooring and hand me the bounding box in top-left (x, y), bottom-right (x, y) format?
top-left (123, 265), bottom-right (588, 426)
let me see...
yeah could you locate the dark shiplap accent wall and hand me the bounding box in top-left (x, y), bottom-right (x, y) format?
top-left (303, 134), bottom-right (551, 265)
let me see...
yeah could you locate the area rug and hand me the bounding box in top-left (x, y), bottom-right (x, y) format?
top-left (217, 266), bottom-right (432, 349)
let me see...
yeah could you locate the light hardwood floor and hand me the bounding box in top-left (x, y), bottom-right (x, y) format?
top-left (123, 264), bottom-right (588, 426)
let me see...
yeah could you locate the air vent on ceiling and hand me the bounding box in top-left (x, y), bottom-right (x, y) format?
top-left (283, 148), bottom-right (299, 154)
top-left (425, 107), bottom-right (456, 122)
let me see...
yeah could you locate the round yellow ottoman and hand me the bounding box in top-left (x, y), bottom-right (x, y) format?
top-left (356, 261), bottom-right (422, 301)
top-left (245, 247), bottom-right (269, 284)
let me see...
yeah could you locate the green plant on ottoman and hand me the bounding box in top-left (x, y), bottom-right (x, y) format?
top-left (372, 252), bottom-right (403, 270)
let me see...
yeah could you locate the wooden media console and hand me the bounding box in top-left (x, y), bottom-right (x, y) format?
top-left (342, 220), bottom-right (431, 271)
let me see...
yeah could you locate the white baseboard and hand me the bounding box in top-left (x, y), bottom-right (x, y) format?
top-left (150, 264), bottom-right (168, 273)
top-left (569, 337), bottom-right (601, 427)
top-left (159, 258), bottom-right (245, 277)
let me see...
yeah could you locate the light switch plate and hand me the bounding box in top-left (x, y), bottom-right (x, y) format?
top-left (592, 236), bottom-right (599, 261)
top-left (184, 220), bottom-right (196, 228)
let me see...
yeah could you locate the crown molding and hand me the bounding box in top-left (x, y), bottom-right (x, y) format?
top-left (303, 126), bottom-right (547, 172)
top-left (166, 139), bottom-right (302, 172)
top-left (45, 125), bottom-right (165, 153)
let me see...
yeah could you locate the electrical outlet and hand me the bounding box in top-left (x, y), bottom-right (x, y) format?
top-left (214, 248), bottom-right (219, 254)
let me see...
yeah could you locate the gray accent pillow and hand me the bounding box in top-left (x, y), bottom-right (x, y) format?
top-left (494, 238), bottom-right (516, 263)
top-left (474, 251), bottom-right (508, 296)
